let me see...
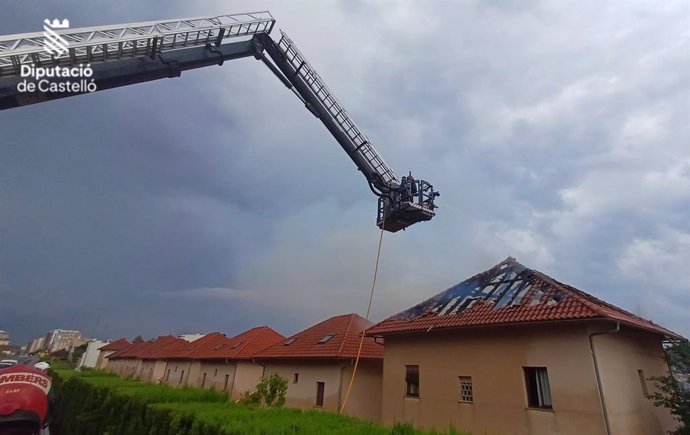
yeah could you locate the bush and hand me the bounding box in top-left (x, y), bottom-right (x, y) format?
top-left (240, 373), bottom-right (288, 408)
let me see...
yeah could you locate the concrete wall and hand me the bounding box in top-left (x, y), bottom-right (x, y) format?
top-left (593, 325), bottom-right (676, 435)
top-left (96, 350), bottom-right (115, 370)
top-left (162, 360), bottom-right (193, 387)
top-left (382, 323), bottom-right (605, 435)
top-left (194, 361), bottom-right (237, 394)
top-left (232, 361), bottom-right (265, 401)
top-left (77, 340), bottom-right (106, 369)
top-left (381, 321), bottom-right (675, 435)
top-left (262, 359), bottom-right (382, 421)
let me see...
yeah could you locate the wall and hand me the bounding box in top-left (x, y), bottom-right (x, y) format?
top-left (77, 340), bottom-right (106, 369)
top-left (381, 322), bottom-right (608, 435)
top-left (231, 361), bottom-right (265, 401)
top-left (593, 324), bottom-right (677, 435)
top-left (262, 359), bottom-right (383, 421)
top-left (162, 360), bottom-right (193, 387)
top-left (96, 350), bottom-right (115, 370)
top-left (194, 361), bottom-right (237, 394)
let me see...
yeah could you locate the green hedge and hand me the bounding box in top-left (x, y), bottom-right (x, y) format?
top-left (50, 376), bottom-right (226, 435)
top-left (49, 370), bottom-right (466, 435)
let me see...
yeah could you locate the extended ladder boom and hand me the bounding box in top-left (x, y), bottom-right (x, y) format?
top-left (0, 12), bottom-right (438, 231)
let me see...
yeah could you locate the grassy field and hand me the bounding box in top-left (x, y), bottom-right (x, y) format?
top-left (50, 367), bottom-right (469, 435)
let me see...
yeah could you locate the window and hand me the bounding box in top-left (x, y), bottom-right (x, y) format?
top-left (201, 373), bottom-right (207, 388)
top-left (231, 341), bottom-right (243, 349)
top-left (223, 374), bottom-right (230, 392)
top-left (284, 338), bottom-right (297, 346)
top-left (405, 365), bottom-right (420, 397)
top-left (293, 372), bottom-right (299, 384)
top-left (524, 367), bottom-right (552, 409)
top-left (214, 368), bottom-right (218, 377)
top-left (179, 370), bottom-right (185, 384)
top-left (165, 369), bottom-right (170, 381)
top-left (459, 376), bottom-right (473, 402)
top-left (638, 369), bottom-right (649, 396)
top-left (316, 382), bottom-right (325, 407)
top-left (318, 334), bottom-right (335, 344)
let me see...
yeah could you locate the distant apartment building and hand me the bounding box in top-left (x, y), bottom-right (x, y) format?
top-left (44, 329), bottom-right (84, 353)
top-left (0, 330), bottom-right (9, 346)
top-left (27, 337), bottom-right (45, 354)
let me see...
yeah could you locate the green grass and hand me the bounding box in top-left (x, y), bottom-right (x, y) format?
top-left (54, 369), bottom-right (469, 435)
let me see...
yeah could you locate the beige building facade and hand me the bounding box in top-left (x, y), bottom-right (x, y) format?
top-left (369, 258), bottom-right (682, 435)
top-left (262, 358), bottom-right (383, 421)
top-left (379, 321), bottom-right (675, 435)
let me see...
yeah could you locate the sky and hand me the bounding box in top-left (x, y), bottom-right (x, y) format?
top-left (1, 0), bottom-right (688, 344)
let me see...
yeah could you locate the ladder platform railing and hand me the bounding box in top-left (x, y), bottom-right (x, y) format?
top-left (0, 12), bottom-right (275, 77)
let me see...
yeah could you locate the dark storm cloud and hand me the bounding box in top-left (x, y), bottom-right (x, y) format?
top-left (1, 0), bottom-right (688, 344)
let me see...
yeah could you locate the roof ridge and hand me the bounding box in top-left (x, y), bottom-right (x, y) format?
top-left (336, 313), bottom-right (356, 357)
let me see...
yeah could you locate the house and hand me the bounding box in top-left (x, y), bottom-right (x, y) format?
top-left (367, 257), bottom-right (681, 435)
top-left (184, 326), bottom-right (285, 399)
top-left (136, 336), bottom-right (189, 382)
top-left (254, 313), bottom-right (383, 422)
top-left (96, 338), bottom-right (130, 370)
top-left (106, 339), bottom-right (149, 377)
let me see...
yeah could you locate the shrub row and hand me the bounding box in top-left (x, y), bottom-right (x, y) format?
top-left (49, 370), bottom-right (460, 435)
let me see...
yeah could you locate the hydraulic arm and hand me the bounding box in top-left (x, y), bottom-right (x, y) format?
top-left (0, 12), bottom-right (438, 231)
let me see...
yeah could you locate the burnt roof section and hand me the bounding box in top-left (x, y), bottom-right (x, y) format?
top-left (367, 257), bottom-right (682, 338)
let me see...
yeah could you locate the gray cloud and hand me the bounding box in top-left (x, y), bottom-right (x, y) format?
top-left (1, 0), bottom-right (688, 344)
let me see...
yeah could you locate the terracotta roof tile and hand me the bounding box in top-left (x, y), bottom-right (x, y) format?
top-left (255, 314), bottom-right (383, 360)
top-left (98, 338), bottom-right (130, 351)
top-left (367, 257), bottom-right (682, 338)
top-left (190, 327), bottom-right (285, 360)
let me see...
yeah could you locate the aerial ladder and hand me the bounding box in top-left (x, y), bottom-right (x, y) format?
top-left (0, 12), bottom-right (439, 232)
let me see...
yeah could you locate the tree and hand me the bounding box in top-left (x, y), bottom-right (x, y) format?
top-left (648, 340), bottom-right (690, 435)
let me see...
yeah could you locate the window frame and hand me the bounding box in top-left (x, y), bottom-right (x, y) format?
top-left (315, 381), bottom-right (325, 407)
top-left (405, 365), bottom-right (420, 398)
top-left (638, 369), bottom-right (649, 397)
top-left (523, 367), bottom-right (553, 410)
top-left (458, 376), bottom-right (473, 403)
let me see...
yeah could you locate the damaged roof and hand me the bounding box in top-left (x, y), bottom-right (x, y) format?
top-left (255, 313), bottom-right (383, 360)
top-left (367, 257), bottom-right (681, 338)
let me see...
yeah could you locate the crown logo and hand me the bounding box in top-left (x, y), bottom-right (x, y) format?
top-left (43, 18), bottom-right (70, 58)
top-left (44, 19), bottom-right (70, 29)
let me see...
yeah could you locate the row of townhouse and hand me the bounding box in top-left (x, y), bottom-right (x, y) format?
top-left (101, 258), bottom-right (682, 435)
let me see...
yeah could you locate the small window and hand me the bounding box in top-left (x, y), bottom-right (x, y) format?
top-left (201, 372), bottom-right (207, 388)
top-left (284, 338), bottom-right (297, 346)
top-left (231, 341), bottom-right (243, 349)
top-left (318, 334), bottom-right (335, 344)
top-left (524, 367), bottom-right (552, 409)
top-left (405, 365), bottom-right (420, 397)
top-left (213, 344), bottom-right (225, 350)
top-left (165, 369), bottom-right (170, 381)
top-left (638, 369), bottom-right (649, 396)
top-left (293, 372), bottom-right (299, 384)
top-left (316, 381), bottom-right (325, 407)
top-left (214, 368), bottom-right (218, 377)
top-left (223, 374), bottom-right (230, 392)
top-left (179, 370), bottom-right (185, 384)
top-left (459, 376), bottom-right (473, 402)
